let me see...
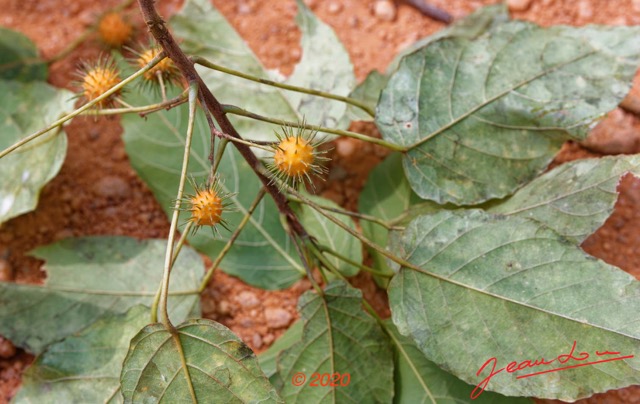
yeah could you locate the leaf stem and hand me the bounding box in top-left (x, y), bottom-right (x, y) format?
top-left (317, 244), bottom-right (393, 278)
top-left (222, 104), bottom-right (407, 152)
top-left (83, 91), bottom-right (188, 116)
top-left (287, 195), bottom-right (401, 230)
top-left (286, 185), bottom-right (415, 271)
top-left (151, 221), bottom-right (193, 323)
top-left (0, 51), bottom-right (166, 159)
top-left (197, 188), bottom-right (267, 293)
top-left (192, 56), bottom-right (374, 117)
top-left (158, 81), bottom-right (199, 328)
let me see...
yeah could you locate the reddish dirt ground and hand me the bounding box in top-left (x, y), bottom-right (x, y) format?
top-left (1, 0), bottom-right (640, 402)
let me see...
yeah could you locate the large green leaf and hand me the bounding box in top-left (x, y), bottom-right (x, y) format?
top-left (275, 280), bottom-right (393, 403)
top-left (122, 86), bottom-right (304, 290)
top-left (0, 236), bottom-right (201, 354)
top-left (120, 319), bottom-right (281, 403)
top-left (13, 305), bottom-right (149, 404)
top-left (171, 0), bottom-right (354, 144)
top-left (0, 27), bottom-right (47, 81)
top-left (490, 155), bottom-right (640, 244)
top-left (377, 23), bottom-right (640, 205)
top-left (297, 194), bottom-right (362, 277)
top-left (389, 210), bottom-right (640, 400)
top-left (0, 80), bottom-right (72, 224)
top-left (384, 320), bottom-right (531, 404)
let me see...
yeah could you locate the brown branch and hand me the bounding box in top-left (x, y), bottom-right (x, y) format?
top-left (403, 0), bottom-right (453, 24)
top-left (136, 0), bottom-right (307, 238)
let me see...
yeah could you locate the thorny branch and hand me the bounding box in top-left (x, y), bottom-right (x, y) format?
top-left (136, 0), bottom-right (308, 239)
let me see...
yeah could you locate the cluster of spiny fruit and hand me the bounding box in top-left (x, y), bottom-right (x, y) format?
top-left (82, 12), bottom-right (329, 236)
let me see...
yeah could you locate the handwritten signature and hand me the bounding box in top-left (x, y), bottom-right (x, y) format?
top-left (471, 341), bottom-right (634, 399)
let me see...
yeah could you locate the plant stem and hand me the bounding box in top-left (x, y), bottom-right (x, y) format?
top-left (151, 221), bottom-right (193, 323)
top-left (158, 81), bottom-right (199, 328)
top-left (84, 90), bottom-right (188, 116)
top-left (192, 56), bottom-right (375, 117)
top-left (0, 51), bottom-right (166, 160)
top-left (197, 188), bottom-right (266, 293)
top-left (222, 104), bottom-right (407, 152)
top-left (287, 195), bottom-right (401, 230)
top-left (286, 186), bottom-right (415, 271)
top-left (317, 244), bottom-right (393, 278)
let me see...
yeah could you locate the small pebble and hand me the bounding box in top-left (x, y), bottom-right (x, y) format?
top-left (336, 139), bottom-right (355, 158)
top-left (265, 308), bottom-right (292, 329)
top-left (327, 2), bottom-right (342, 14)
top-left (0, 259), bottom-right (14, 282)
top-left (577, 0), bottom-right (593, 19)
top-left (237, 3), bottom-right (252, 14)
top-left (507, 0), bottom-right (532, 12)
top-left (0, 336), bottom-right (16, 359)
top-left (236, 291), bottom-right (260, 308)
top-left (263, 333), bottom-right (275, 345)
top-left (217, 300), bottom-right (231, 316)
top-left (239, 318), bottom-right (254, 328)
top-left (94, 176), bottom-right (131, 199)
top-left (373, 0), bottom-right (397, 22)
top-left (251, 333), bottom-right (263, 349)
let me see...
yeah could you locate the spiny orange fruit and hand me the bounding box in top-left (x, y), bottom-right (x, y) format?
top-left (136, 47), bottom-right (179, 84)
top-left (98, 12), bottom-right (133, 48)
top-left (268, 124), bottom-right (329, 189)
top-left (182, 178), bottom-right (232, 235)
top-left (190, 189), bottom-right (223, 227)
top-left (80, 61), bottom-right (121, 107)
top-left (274, 136), bottom-right (315, 178)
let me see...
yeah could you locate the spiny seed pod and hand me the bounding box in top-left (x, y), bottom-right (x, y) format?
top-left (182, 178), bottom-right (232, 235)
top-left (77, 58), bottom-right (122, 108)
top-left (133, 46), bottom-right (180, 85)
top-left (267, 124), bottom-right (329, 189)
top-left (98, 12), bottom-right (133, 48)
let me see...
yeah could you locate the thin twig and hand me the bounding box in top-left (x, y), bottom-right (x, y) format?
top-left (222, 104), bottom-right (407, 152)
top-left (192, 56), bottom-right (374, 117)
top-left (157, 81), bottom-right (199, 328)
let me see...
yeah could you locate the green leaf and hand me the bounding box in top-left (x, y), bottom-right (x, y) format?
top-left (347, 5), bottom-right (508, 123)
top-left (13, 305), bottom-right (149, 404)
top-left (490, 155), bottom-right (640, 244)
top-left (0, 27), bottom-right (47, 81)
top-left (386, 4), bottom-right (510, 74)
top-left (0, 80), bottom-right (72, 224)
top-left (376, 23), bottom-right (640, 205)
top-left (297, 194), bottom-right (362, 277)
top-left (120, 319), bottom-right (281, 403)
top-left (359, 153), bottom-right (438, 281)
top-left (0, 236), bottom-right (201, 354)
top-left (122, 86), bottom-right (304, 290)
top-left (171, 0), bottom-right (354, 144)
top-left (384, 320), bottom-right (531, 404)
top-left (389, 210), bottom-right (640, 400)
top-left (276, 280), bottom-right (393, 403)
top-left (259, 321), bottom-right (303, 381)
